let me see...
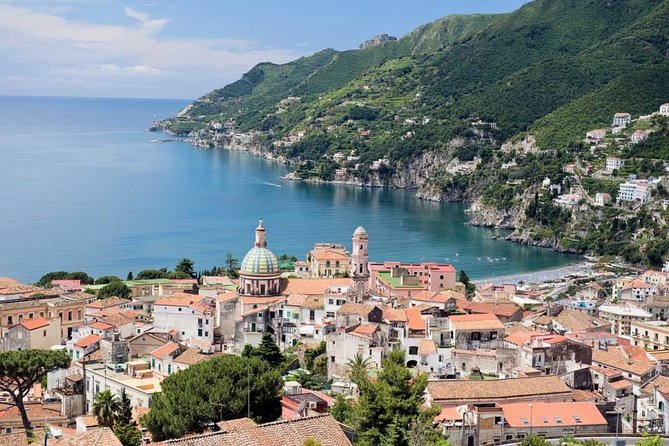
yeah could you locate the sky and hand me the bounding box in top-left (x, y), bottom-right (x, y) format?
top-left (0, 0), bottom-right (531, 99)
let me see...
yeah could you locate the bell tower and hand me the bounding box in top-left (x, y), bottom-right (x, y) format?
top-left (350, 226), bottom-right (369, 302)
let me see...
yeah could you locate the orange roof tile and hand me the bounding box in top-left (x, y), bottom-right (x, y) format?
top-left (281, 278), bottom-right (350, 296)
top-left (435, 407), bottom-right (462, 422)
top-left (74, 334), bottom-right (102, 348)
top-left (19, 317), bottom-right (50, 331)
top-left (406, 308), bottom-right (425, 331)
top-left (449, 313), bottom-right (503, 331)
top-left (89, 321), bottom-right (115, 330)
top-left (502, 401), bottom-right (606, 428)
top-left (149, 342), bottom-right (180, 359)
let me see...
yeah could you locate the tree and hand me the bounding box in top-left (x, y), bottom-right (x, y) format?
top-left (92, 389), bottom-right (120, 428)
top-left (330, 394), bottom-right (354, 425)
top-left (136, 269), bottom-right (168, 280)
top-left (254, 333), bottom-right (284, 369)
top-left (302, 439), bottom-right (322, 446)
top-left (117, 388), bottom-right (133, 425)
top-left (95, 275), bottom-right (122, 285)
top-left (346, 353), bottom-right (372, 387)
top-left (175, 258), bottom-right (196, 278)
top-left (352, 351), bottom-right (447, 446)
top-left (636, 435), bottom-right (663, 446)
top-left (36, 271), bottom-right (94, 287)
top-left (225, 253), bottom-right (240, 278)
top-left (126, 271), bottom-right (134, 281)
top-left (0, 350), bottom-right (70, 439)
top-left (458, 270), bottom-right (476, 297)
top-left (142, 355), bottom-right (282, 441)
top-left (520, 436), bottom-right (551, 446)
top-left (114, 423), bottom-right (142, 446)
top-left (97, 281), bottom-right (131, 299)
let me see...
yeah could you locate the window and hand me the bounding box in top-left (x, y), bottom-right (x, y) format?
top-left (168, 364), bottom-right (172, 374)
top-left (77, 310), bottom-right (81, 319)
top-left (7, 316), bottom-right (12, 325)
top-left (43, 330), bottom-right (47, 337)
top-left (198, 329), bottom-right (203, 337)
top-left (495, 416), bottom-right (503, 425)
top-left (328, 299), bottom-right (334, 305)
top-left (258, 313), bottom-right (263, 319)
top-left (409, 346), bottom-right (418, 355)
top-left (67, 311), bottom-right (73, 321)
top-left (331, 356), bottom-right (335, 363)
top-left (555, 417), bottom-right (562, 424)
top-left (29, 313), bottom-right (33, 319)
top-left (4, 428), bottom-right (12, 434)
top-left (178, 307), bottom-right (182, 312)
top-left (520, 417), bottom-right (529, 425)
top-left (573, 416), bottom-right (582, 424)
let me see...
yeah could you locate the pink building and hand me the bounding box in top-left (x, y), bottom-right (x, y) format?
top-left (368, 262), bottom-right (456, 299)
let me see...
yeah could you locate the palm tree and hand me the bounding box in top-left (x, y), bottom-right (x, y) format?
top-left (92, 389), bottom-right (120, 427)
top-left (346, 353), bottom-right (373, 387)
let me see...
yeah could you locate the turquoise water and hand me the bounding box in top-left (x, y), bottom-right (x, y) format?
top-left (0, 96), bottom-right (577, 282)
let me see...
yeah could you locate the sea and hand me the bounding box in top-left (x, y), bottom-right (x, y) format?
top-left (0, 95), bottom-right (578, 283)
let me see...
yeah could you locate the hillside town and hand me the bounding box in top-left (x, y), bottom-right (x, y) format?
top-left (0, 220), bottom-right (669, 445)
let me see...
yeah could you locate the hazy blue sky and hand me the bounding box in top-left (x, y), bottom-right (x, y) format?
top-left (0, 1), bottom-right (530, 99)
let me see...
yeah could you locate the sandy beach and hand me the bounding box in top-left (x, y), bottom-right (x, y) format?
top-left (473, 261), bottom-right (595, 286)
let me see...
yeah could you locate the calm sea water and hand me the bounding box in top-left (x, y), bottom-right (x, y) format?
top-left (0, 96), bottom-right (576, 282)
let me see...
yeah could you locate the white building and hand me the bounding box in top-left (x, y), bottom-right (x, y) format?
top-left (597, 302), bottom-right (653, 336)
top-left (606, 157), bottom-right (624, 172)
top-left (586, 129), bottom-right (606, 142)
top-left (618, 180), bottom-right (651, 203)
top-left (153, 293), bottom-right (215, 348)
top-left (613, 112), bottom-right (631, 128)
top-left (660, 103), bottom-right (669, 116)
top-left (72, 361), bottom-right (161, 412)
top-left (595, 192), bottom-right (612, 207)
top-left (631, 130), bottom-right (649, 144)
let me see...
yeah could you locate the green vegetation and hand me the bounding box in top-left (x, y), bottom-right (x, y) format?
top-left (331, 350), bottom-right (448, 446)
top-left (97, 281), bottom-right (131, 299)
top-left (92, 388), bottom-right (141, 446)
top-left (35, 271), bottom-right (94, 287)
top-left (142, 354), bottom-right (282, 441)
top-left (0, 350), bottom-right (70, 440)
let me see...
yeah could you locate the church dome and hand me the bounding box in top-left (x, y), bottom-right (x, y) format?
top-left (354, 226), bottom-right (367, 235)
top-left (240, 246), bottom-right (280, 275)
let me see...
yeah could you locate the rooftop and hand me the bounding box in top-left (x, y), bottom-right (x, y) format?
top-left (502, 401), bottom-right (606, 428)
top-left (19, 317), bottom-right (50, 331)
top-left (427, 376), bottom-right (572, 403)
top-left (449, 313), bottom-right (503, 331)
top-left (376, 271), bottom-right (423, 289)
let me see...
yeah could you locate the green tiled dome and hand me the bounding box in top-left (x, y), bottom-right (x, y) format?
top-left (240, 246), bottom-right (280, 275)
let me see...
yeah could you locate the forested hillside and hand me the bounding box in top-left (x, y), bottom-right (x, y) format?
top-left (161, 0), bottom-right (669, 265)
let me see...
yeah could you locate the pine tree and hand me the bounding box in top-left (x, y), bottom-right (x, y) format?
top-left (126, 271), bottom-right (134, 280)
top-left (255, 332), bottom-right (284, 369)
top-left (117, 388), bottom-right (133, 425)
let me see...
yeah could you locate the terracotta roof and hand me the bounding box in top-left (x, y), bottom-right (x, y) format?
top-left (217, 417), bottom-right (257, 432)
top-left (406, 308), bottom-right (425, 331)
top-left (337, 302), bottom-right (377, 316)
top-left (449, 313), bottom-right (503, 331)
top-left (90, 321), bottom-right (115, 330)
top-left (381, 305), bottom-right (407, 322)
top-left (285, 294), bottom-right (323, 310)
top-left (0, 403), bottom-right (63, 421)
top-left (51, 427), bottom-right (122, 446)
top-left (592, 345), bottom-right (656, 376)
top-left (554, 308), bottom-right (610, 332)
top-left (149, 342), bottom-right (180, 359)
top-left (435, 407), bottom-right (462, 422)
top-left (418, 339), bottom-right (437, 355)
top-left (281, 278), bottom-right (351, 296)
top-left (162, 413), bottom-right (351, 446)
top-left (19, 317), bottom-right (50, 331)
top-left (216, 292), bottom-right (238, 303)
top-left (313, 250), bottom-right (349, 261)
top-left (427, 376), bottom-right (572, 403)
top-left (459, 301), bottom-right (522, 318)
top-left (87, 296), bottom-right (130, 309)
top-left (0, 432), bottom-right (44, 446)
top-left (502, 402), bottom-right (606, 428)
top-left (155, 293), bottom-right (214, 315)
top-left (239, 296), bottom-right (284, 306)
top-left (173, 348), bottom-right (224, 366)
top-left (74, 334), bottom-right (102, 348)
top-left (608, 379), bottom-right (633, 390)
top-left (504, 328), bottom-right (545, 346)
top-left (352, 323), bottom-right (378, 335)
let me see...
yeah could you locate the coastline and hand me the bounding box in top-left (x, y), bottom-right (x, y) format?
top-left (472, 260), bottom-right (593, 286)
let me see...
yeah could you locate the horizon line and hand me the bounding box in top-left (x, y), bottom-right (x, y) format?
top-left (0, 93), bottom-right (195, 101)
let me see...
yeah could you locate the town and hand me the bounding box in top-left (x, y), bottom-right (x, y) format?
top-left (0, 220), bottom-right (668, 445)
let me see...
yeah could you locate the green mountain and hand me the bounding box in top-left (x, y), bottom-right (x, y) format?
top-left (164, 0), bottom-right (669, 265)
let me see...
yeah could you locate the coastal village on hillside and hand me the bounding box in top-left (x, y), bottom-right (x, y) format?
top-left (2, 220), bottom-right (669, 444)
